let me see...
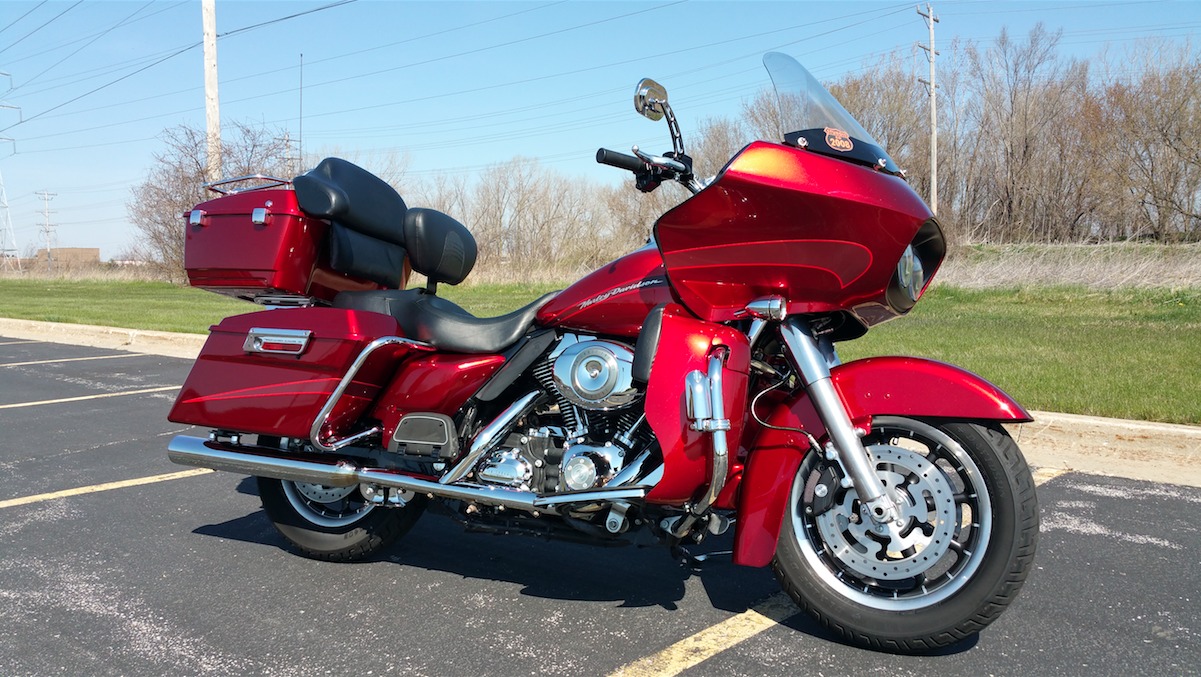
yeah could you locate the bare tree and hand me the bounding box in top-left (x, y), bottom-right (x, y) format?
top-left (127, 121), bottom-right (293, 280)
top-left (1103, 41), bottom-right (1201, 242)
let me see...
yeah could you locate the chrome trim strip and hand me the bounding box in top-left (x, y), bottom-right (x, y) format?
top-left (309, 336), bottom-right (435, 453)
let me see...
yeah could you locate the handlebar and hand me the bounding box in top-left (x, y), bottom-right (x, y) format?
top-left (596, 148), bottom-right (647, 172)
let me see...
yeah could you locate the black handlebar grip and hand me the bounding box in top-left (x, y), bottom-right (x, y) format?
top-left (596, 148), bottom-right (646, 172)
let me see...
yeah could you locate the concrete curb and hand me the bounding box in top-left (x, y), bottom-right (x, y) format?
top-left (3, 317), bottom-right (1198, 488)
top-left (0, 318), bottom-right (205, 360)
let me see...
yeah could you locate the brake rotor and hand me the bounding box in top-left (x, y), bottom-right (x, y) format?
top-left (814, 445), bottom-right (957, 580)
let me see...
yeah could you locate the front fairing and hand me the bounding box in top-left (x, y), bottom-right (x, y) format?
top-left (653, 140), bottom-right (938, 331)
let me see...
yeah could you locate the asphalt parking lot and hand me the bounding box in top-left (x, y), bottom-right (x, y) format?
top-left (1, 335), bottom-right (1198, 676)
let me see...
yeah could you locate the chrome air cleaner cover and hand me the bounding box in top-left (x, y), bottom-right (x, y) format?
top-left (551, 340), bottom-right (639, 410)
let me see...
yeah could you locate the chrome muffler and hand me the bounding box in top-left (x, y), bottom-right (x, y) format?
top-left (167, 435), bottom-right (653, 515)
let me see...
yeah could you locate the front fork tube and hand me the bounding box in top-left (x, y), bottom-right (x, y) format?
top-left (778, 319), bottom-right (900, 525)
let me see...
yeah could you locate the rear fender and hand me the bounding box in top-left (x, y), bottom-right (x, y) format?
top-left (733, 356), bottom-right (1030, 567)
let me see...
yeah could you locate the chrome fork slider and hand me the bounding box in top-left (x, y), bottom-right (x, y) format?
top-left (778, 318), bottom-right (900, 525)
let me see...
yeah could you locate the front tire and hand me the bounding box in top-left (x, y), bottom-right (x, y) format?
top-left (257, 477), bottom-right (426, 562)
top-left (773, 417), bottom-right (1038, 653)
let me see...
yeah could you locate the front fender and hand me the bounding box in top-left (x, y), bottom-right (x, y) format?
top-left (733, 356), bottom-right (1030, 567)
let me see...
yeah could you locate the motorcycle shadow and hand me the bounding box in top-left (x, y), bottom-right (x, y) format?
top-left (200, 478), bottom-right (980, 654)
top-left (198, 478), bottom-right (776, 613)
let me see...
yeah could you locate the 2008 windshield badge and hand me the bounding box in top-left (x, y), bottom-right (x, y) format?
top-left (824, 127), bottom-right (854, 152)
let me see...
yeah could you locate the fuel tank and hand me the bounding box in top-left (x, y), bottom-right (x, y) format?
top-left (535, 244), bottom-right (677, 337)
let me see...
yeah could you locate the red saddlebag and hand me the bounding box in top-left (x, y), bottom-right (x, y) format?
top-left (169, 308), bottom-right (414, 439)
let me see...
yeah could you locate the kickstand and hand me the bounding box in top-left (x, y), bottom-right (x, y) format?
top-left (671, 545), bottom-right (733, 571)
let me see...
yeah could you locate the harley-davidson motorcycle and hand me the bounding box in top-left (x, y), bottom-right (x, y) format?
top-left (168, 52), bottom-right (1038, 652)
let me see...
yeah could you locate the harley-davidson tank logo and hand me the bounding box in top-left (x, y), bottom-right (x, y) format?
top-left (577, 278), bottom-right (665, 310)
top-left (824, 127), bottom-right (854, 152)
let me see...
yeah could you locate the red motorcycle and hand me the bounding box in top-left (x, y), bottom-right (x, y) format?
top-left (168, 52), bottom-right (1038, 652)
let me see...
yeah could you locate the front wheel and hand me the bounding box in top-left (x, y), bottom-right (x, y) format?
top-left (773, 417), bottom-right (1038, 653)
top-left (257, 477), bottom-right (426, 562)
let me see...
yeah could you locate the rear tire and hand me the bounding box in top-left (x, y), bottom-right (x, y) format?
top-left (773, 417), bottom-right (1038, 653)
top-left (257, 477), bottom-right (426, 562)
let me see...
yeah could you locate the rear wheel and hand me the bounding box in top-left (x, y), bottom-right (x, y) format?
top-left (773, 417), bottom-right (1038, 653)
top-left (257, 477), bottom-right (426, 562)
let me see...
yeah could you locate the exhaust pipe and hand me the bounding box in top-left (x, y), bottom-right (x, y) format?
top-left (167, 435), bottom-right (653, 514)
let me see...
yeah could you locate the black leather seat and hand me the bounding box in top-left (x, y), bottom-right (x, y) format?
top-left (334, 289), bottom-right (558, 354)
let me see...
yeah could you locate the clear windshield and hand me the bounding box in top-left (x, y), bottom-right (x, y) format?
top-left (762, 52), bottom-right (899, 173)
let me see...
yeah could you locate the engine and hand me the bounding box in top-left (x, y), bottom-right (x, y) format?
top-left (475, 335), bottom-right (651, 499)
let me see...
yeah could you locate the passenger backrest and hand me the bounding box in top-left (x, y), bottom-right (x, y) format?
top-left (404, 208), bottom-right (477, 287)
top-left (294, 157), bottom-right (409, 289)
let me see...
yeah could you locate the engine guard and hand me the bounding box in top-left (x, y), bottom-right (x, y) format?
top-left (732, 356), bottom-right (1031, 567)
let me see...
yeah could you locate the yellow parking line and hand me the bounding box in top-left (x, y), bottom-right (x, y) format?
top-left (0, 353), bottom-right (140, 368)
top-left (609, 593), bottom-right (799, 677)
top-left (608, 469), bottom-right (1066, 676)
top-left (0, 468), bottom-right (214, 509)
top-left (0, 385), bottom-right (180, 410)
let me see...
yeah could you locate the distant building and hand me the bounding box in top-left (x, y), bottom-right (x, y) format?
top-left (30, 247), bottom-right (102, 269)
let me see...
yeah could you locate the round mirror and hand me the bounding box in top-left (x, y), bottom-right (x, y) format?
top-left (634, 78), bottom-right (668, 122)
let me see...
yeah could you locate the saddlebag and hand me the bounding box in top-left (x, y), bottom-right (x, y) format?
top-left (169, 308), bottom-right (417, 440)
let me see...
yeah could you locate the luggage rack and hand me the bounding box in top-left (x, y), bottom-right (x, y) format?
top-left (204, 174), bottom-right (292, 195)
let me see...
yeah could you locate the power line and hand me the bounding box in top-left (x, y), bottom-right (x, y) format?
top-left (0, 0), bottom-right (361, 134)
top-left (0, 1), bottom-right (84, 56)
top-left (0, 1), bottom-right (48, 37)
top-left (3, 2), bottom-right (186, 70)
top-left (7, 1), bottom-right (157, 95)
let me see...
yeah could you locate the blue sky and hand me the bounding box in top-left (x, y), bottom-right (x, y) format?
top-left (1, 0), bottom-right (1198, 260)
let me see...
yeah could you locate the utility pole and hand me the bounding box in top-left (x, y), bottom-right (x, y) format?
top-left (203, 0), bottom-right (221, 183)
top-left (299, 52), bottom-right (304, 171)
top-left (36, 190), bottom-right (56, 272)
top-left (0, 169), bottom-right (20, 272)
top-left (917, 3), bottom-right (939, 215)
top-left (0, 77), bottom-right (21, 271)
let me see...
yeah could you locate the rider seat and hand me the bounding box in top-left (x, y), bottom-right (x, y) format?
top-left (294, 158), bottom-right (556, 354)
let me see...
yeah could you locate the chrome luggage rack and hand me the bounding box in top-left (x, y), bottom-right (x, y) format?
top-left (203, 174), bottom-right (292, 195)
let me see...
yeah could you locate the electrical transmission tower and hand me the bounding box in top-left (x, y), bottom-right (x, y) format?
top-left (917, 3), bottom-right (939, 215)
top-left (36, 190), bottom-right (57, 272)
top-left (0, 169), bottom-right (19, 272)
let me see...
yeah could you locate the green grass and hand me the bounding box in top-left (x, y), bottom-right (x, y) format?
top-left (839, 286), bottom-right (1201, 424)
top-left (0, 279), bottom-right (254, 333)
top-left (1, 279), bottom-right (1197, 424)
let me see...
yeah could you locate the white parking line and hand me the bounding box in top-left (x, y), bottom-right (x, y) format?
top-left (606, 468), bottom-right (1068, 677)
top-left (0, 468), bottom-right (214, 509)
top-left (0, 353), bottom-right (141, 368)
top-left (0, 385), bottom-right (180, 410)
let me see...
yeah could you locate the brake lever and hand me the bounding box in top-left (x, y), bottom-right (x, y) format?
top-left (632, 145), bottom-right (687, 174)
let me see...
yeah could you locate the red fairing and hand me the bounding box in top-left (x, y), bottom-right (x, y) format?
top-left (655, 141), bottom-right (933, 324)
top-left (169, 308), bottom-right (420, 439)
top-left (535, 245), bottom-right (675, 336)
top-left (371, 354), bottom-right (505, 441)
top-left (644, 304), bottom-right (750, 504)
top-left (184, 189), bottom-right (385, 303)
top-left (731, 355), bottom-right (1031, 567)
